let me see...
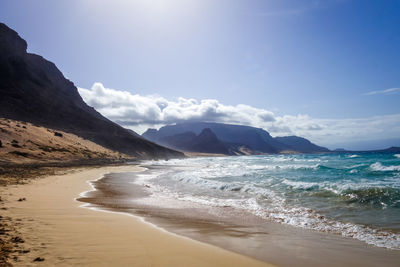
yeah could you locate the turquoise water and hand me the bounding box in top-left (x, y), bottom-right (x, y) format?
top-left (142, 153), bottom-right (400, 249)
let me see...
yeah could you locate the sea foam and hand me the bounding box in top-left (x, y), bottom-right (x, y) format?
top-left (142, 153), bottom-right (400, 250)
top-left (370, 162), bottom-right (400, 171)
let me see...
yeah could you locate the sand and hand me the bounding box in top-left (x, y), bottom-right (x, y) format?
top-left (79, 168), bottom-right (400, 267)
top-left (0, 165), bottom-right (272, 266)
top-left (0, 118), bottom-right (131, 165)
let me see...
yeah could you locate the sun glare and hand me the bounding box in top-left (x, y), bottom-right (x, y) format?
top-left (134, 0), bottom-right (189, 15)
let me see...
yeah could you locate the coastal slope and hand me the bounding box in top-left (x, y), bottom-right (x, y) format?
top-left (0, 23), bottom-right (183, 160)
top-left (0, 118), bottom-right (129, 166)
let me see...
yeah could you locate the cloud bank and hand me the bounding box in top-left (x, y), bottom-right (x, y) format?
top-left (78, 83), bottom-right (400, 149)
top-left (78, 82), bottom-right (275, 127)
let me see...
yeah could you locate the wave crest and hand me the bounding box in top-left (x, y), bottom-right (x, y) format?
top-left (370, 162), bottom-right (400, 171)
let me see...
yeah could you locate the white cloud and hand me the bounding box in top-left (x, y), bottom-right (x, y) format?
top-left (364, 87), bottom-right (400, 95)
top-left (78, 82), bottom-right (275, 126)
top-left (78, 82), bottom-right (400, 148)
top-left (274, 114), bottom-right (400, 148)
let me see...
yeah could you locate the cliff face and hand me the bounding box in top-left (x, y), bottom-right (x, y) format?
top-left (0, 23), bottom-right (183, 159)
top-left (159, 128), bottom-right (231, 154)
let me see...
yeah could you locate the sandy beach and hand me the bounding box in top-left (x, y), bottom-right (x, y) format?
top-left (1, 3), bottom-right (400, 266)
top-left (78, 165), bottom-right (400, 267)
top-left (0, 165), bottom-right (272, 266)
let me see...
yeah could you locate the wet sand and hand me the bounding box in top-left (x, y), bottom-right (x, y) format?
top-left (79, 166), bottom-right (400, 267)
top-left (0, 165), bottom-right (271, 266)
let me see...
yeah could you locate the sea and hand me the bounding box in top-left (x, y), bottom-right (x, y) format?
top-left (138, 152), bottom-right (400, 250)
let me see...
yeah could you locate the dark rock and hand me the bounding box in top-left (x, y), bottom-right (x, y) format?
top-left (11, 236), bottom-right (24, 243)
top-left (17, 198), bottom-right (26, 202)
top-left (0, 23), bottom-right (183, 160)
top-left (0, 140), bottom-right (2, 147)
top-left (33, 257), bottom-right (45, 262)
top-left (10, 140), bottom-right (21, 148)
top-left (9, 151), bottom-right (29, 157)
top-left (54, 132), bottom-right (63, 137)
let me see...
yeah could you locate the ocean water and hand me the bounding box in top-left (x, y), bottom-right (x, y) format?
top-left (141, 152), bottom-right (400, 250)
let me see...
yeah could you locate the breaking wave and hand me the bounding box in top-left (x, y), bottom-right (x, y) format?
top-left (142, 152), bottom-right (400, 249)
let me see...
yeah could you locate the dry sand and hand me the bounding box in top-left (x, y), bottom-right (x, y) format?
top-left (0, 165), bottom-right (272, 266)
top-left (0, 118), bottom-right (130, 165)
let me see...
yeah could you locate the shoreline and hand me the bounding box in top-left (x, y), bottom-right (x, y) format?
top-left (79, 164), bottom-right (400, 267)
top-left (0, 165), bottom-right (271, 266)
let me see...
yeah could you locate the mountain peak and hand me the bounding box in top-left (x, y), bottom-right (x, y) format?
top-left (0, 23), bottom-right (183, 160)
top-left (0, 23), bottom-right (27, 57)
top-left (197, 128), bottom-right (216, 138)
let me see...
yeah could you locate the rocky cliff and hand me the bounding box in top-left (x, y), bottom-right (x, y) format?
top-left (0, 23), bottom-right (183, 159)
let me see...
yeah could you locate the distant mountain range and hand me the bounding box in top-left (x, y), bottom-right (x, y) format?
top-left (143, 122), bottom-right (330, 155)
top-left (334, 147), bottom-right (400, 153)
top-left (0, 23), bottom-right (183, 160)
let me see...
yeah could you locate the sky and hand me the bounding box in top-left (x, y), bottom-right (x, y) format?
top-left (1, 0), bottom-right (400, 150)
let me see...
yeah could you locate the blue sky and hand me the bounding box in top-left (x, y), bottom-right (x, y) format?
top-left (1, 0), bottom-right (400, 150)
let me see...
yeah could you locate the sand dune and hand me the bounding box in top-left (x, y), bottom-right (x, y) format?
top-left (0, 118), bottom-right (131, 165)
